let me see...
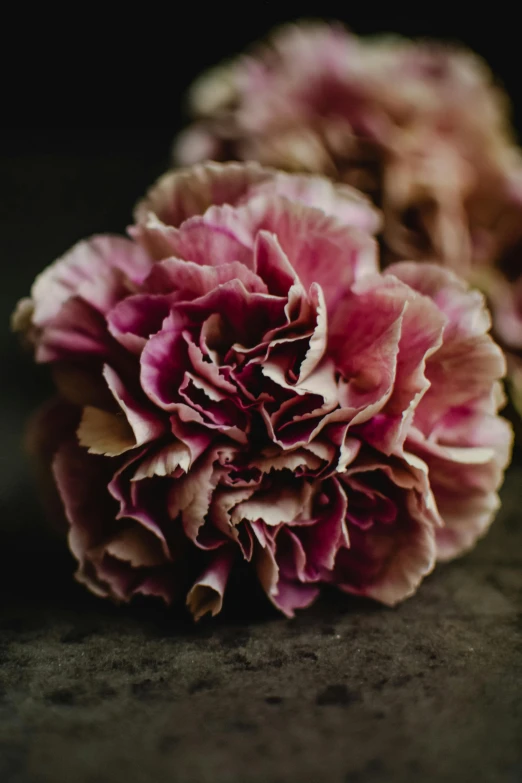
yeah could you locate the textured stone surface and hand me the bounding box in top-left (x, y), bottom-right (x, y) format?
top-left (1, 482), bottom-right (522, 783)
top-left (1, 150), bottom-right (521, 783)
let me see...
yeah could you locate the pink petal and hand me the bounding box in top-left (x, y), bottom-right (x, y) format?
top-left (243, 171), bottom-right (381, 233)
top-left (133, 161), bottom-right (268, 229)
top-left (145, 257), bottom-right (268, 296)
top-left (35, 297), bottom-right (115, 363)
top-left (354, 273), bottom-right (446, 452)
top-left (140, 313), bottom-right (189, 410)
top-left (142, 209), bottom-right (254, 268)
top-left (329, 276), bottom-right (406, 422)
top-left (254, 539), bottom-right (319, 617)
top-left (255, 197), bottom-right (378, 311)
top-left (31, 235), bottom-right (151, 328)
top-left (107, 294), bottom-right (172, 354)
top-left (331, 455), bottom-right (440, 605)
top-left (407, 415), bottom-right (512, 560)
top-left (294, 478), bottom-right (349, 577)
top-left (103, 364), bottom-right (166, 447)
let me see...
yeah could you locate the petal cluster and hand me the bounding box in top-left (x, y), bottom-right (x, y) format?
top-left (15, 163), bottom-right (511, 618)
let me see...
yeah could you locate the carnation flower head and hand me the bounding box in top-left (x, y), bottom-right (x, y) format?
top-left (14, 162), bottom-right (512, 618)
top-left (174, 20), bottom-right (519, 271)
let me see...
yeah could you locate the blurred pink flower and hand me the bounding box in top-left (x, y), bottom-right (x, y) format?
top-left (174, 21), bottom-right (519, 270)
top-left (14, 163), bottom-right (511, 618)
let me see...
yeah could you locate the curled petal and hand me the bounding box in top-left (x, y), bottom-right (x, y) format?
top-left (132, 441), bottom-right (192, 480)
top-left (103, 364), bottom-right (165, 447)
top-left (187, 547), bottom-right (236, 620)
top-left (140, 314), bottom-right (188, 411)
top-left (230, 481), bottom-right (313, 528)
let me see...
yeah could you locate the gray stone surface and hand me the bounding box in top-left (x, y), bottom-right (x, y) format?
top-left (1, 149), bottom-right (521, 783)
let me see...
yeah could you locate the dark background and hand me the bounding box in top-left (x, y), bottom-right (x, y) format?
top-left (1, 9), bottom-right (521, 783)
top-left (3, 8), bottom-right (522, 155)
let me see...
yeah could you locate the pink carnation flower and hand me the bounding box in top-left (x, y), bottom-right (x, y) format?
top-left (13, 162), bottom-right (511, 618)
top-left (174, 21), bottom-right (518, 270)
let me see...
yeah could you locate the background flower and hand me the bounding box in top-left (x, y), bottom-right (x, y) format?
top-left (174, 22), bottom-right (519, 266)
top-left (14, 163), bottom-right (512, 618)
